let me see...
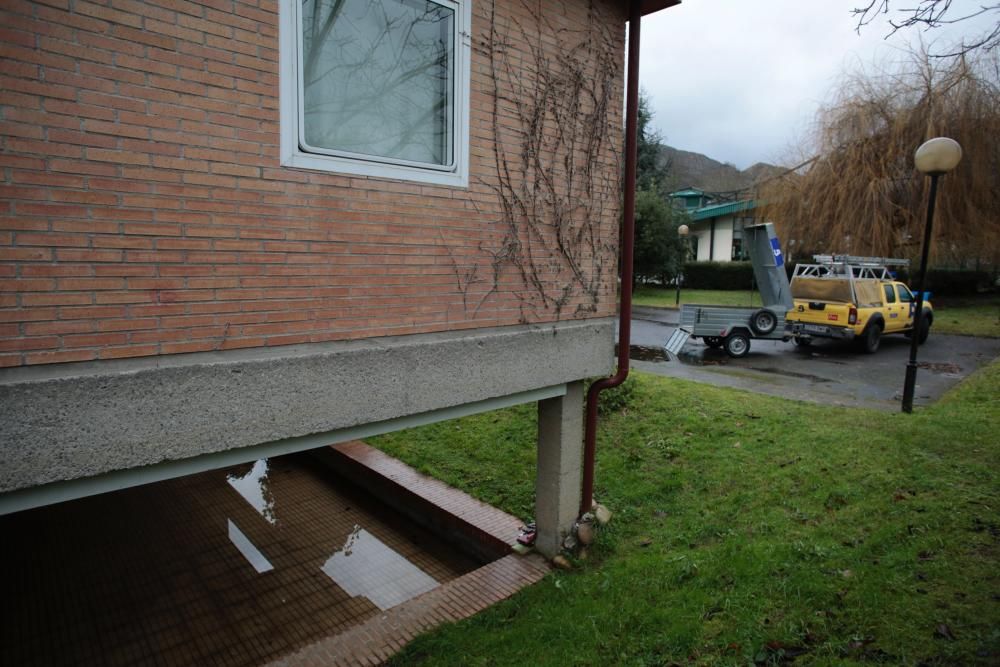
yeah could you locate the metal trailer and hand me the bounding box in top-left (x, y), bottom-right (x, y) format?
top-left (664, 222), bottom-right (794, 358)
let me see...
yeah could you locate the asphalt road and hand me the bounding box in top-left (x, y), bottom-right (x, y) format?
top-left (626, 306), bottom-right (1000, 411)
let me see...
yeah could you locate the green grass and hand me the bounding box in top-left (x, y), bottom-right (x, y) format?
top-left (633, 286), bottom-right (761, 309)
top-left (932, 295), bottom-right (1000, 338)
top-left (372, 363), bottom-right (1000, 666)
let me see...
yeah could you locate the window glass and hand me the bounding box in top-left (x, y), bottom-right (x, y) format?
top-left (897, 285), bottom-right (913, 302)
top-left (731, 238), bottom-right (743, 261)
top-left (299, 0), bottom-right (455, 167)
top-left (883, 284), bottom-right (896, 303)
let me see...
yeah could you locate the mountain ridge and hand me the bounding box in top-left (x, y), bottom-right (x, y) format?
top-left (660, 145), bottom-right (785, 194)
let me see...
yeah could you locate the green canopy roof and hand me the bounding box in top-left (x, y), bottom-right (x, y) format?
top-left (691, 199), bottom-right (758, 221)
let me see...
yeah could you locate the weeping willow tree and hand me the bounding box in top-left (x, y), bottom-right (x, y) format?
top-left (760, 47), bottom-right (1000, 268)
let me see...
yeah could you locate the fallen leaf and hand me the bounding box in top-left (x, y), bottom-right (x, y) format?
top-left (935, 624), bottom-right (957, 641)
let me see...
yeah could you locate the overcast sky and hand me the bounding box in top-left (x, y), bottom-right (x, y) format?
top-left (638, 0), bottom-right (997, 169)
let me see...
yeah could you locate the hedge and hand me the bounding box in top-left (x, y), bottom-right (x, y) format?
top-left (920, 269), bottom-right (992, 296)
top-left (681, 261), bottom-right (755, 290)
top-left (687, 262), bottom-right (991, 296)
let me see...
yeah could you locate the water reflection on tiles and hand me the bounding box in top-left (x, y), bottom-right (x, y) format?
top-left (228, 518), bottom-right (275, 573)
top-left (227, 459), bottom-right (277, 524)
top-left (322, 525), bottom-right (438, 610)
top-left (0, 453), bottom-right (480, 667)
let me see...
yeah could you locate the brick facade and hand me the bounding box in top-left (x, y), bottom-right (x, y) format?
top-left (0, 0), bottom-right (625, 367)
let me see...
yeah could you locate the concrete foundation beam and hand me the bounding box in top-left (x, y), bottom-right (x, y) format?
top-left (534, 381), bottom-right (584, 558)
top-left (0, 319), bottom-right (613, 496)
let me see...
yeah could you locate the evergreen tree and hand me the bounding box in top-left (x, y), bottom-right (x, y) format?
top-left (632, 92), bottom-right (688, 286)
top-left (636, 92), bottom-right (669, 194)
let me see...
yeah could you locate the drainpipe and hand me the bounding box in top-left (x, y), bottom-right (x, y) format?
top-left (580, 0), bottom-right (642, 516)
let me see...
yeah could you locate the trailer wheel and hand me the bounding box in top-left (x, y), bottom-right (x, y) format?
top-left (704, 336), bottom-right (723, 349)
top-left (749, 308), bottom-right (778, 336)
top-left (724, 332), bottom-right (750, 358)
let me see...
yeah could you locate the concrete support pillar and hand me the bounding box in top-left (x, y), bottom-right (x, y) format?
top-left (534, 381), bottom-right (584, 558)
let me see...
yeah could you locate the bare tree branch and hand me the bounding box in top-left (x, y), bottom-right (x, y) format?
top-left (853, 0), bottom-right (1000, 57)
top-left (760, 46), bottom-right (1000, 268)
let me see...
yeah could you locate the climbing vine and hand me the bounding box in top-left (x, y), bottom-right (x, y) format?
top-left (456, 0), bottom-right (623, 321)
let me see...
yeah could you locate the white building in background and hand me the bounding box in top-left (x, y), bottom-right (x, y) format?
top-left (670, 189), bottom-right (766, 262)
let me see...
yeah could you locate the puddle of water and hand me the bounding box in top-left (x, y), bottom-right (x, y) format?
top-left (227, 459), bottom-right (277, 524)
top-left (321, 524), bottom-right (438, 610)
top-left (227, 518), bottom-right (274, 573)
top-left (1, 452), bottom-right (480, 667)
top-left (629, 345), bottom-right (669, 362)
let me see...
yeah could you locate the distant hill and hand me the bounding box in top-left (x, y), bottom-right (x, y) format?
top-left (659, 146), bottom-right (785, 194)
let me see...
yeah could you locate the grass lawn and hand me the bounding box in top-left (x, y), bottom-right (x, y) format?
top-left (634, 286), bottom-right (1000, 338)
top-left (372, 363), bottom-right (1000, 666)
top-left (932, 295), bottom-right (1000, 338)
top-left (633, 286), bottom-right (760, 310)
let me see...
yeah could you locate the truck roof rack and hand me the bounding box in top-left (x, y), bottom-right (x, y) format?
top-left (795, 255), bottom-right (910, 281)
top-left (812, 255), bottom-right (910, 267)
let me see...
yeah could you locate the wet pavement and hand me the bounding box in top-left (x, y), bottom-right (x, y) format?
top-left (627, 307), bottom-right (1000, 411)
top-left (0, 452), bottom-right (481, 667)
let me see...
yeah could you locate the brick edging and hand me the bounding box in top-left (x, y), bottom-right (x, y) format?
top-left (330, 440), bottom-right (522, 555)
top-left (266, 553), bottom-right (550, 667)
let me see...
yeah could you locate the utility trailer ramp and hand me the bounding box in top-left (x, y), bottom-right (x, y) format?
top-left (664, 327), bottom-right (690, 357)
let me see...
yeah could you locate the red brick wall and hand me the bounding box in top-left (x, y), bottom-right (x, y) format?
top-left (0, 0), bottom-right (625, 367)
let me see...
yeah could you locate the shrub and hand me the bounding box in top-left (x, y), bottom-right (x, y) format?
top-left (921, 269), bottom-right (991, 296)
top-left (682, 261), bottom-right (755, 290)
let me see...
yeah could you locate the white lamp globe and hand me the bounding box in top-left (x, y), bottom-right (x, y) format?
top-left (678, 224), bottom-right (690, 237)
top-left (914, 137), bottom-right (962, 174)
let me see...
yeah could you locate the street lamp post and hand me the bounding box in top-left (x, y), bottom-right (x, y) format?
top-left (901, 137), bottom-right (963, 413)
top-left (676, 224), bottom-right (689, 306)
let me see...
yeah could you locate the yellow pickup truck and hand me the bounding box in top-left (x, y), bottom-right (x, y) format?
top-left (785, 256), bottom-right (932, 353)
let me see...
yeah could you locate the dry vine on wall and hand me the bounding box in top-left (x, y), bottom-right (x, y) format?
top-left (460, 0), bottom-right (623, 321)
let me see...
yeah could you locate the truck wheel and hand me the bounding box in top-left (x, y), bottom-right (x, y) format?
top-left (858, 323), bottom-right (882, 354)
top-left (749, 308), bottom-right (778, 336)
top-left (724, 332), bottom-right (750, 358)
top-left (794, 336), bottom-right (812, 348)
top-left (704, 336), bottom-right (723, 349)
top-left (917, 315), bottom-right (931, 344)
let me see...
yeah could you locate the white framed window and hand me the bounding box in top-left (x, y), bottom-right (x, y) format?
top-left (279, 0), bottom-right (471, 187)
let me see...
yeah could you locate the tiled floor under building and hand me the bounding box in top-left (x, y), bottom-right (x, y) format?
top-left (1, 452), bottom-right (486, 666)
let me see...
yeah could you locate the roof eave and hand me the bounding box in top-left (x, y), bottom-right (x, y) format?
top-left (640, 0), bottom-right (681, 15)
